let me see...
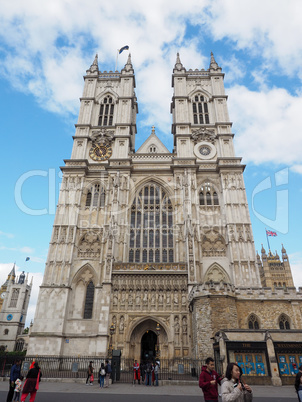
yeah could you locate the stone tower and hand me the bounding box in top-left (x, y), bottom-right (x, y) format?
top-left (28, 52), bottom-right (280, 360)
top-left (0, 267), bottom-right (32, 351)
top-left (258, 245), bottom-right (294, 288)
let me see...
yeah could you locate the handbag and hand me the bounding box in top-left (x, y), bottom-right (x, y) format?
top-left (90, 374), bottom-right (94, 382)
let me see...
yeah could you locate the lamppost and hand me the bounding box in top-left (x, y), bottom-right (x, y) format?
top-left (155, 323), bottom-right (160, 358)
top-left (108, 323), bottom-right (116, 358)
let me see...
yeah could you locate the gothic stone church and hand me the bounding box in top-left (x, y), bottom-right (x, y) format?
top-left (28, 53), bottom-right (302, 385)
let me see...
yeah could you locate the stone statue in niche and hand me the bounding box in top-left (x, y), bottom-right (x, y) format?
top-left (166, 291), bottom-right (171, 304)
top-left (119, 316), bottom-right (124, 333)
top-left (113, 292), bottom-right (118, 305)
top-left (158, 292), bottom-right (163, 304)
top-left (182, 316), bottom-right (187, 334)
top-left (182, 293), bottom-right (186, 305)
top-left (121, 291), bottom-right (126, 304)
top-left (143, 290), bottom-right (148, 304)
top-left (151, 292), bottom-right (155, 305)
top-left (136, 292), bottom-right (140, 305)
top-left (128, 291), bottom-right (133, 305)
top-left (174, 316), bottom-right (180, 334)
top-left (174, 291), bottom-right (178, 304)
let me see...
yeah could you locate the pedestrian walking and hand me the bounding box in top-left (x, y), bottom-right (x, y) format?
top-left (140, 361), bottom-right (145, 384)
top-left (21, 362), bottom-right (42, 402)
top-left (221, 362), bottom-right (252, 402)
top-left (105, 360), bottom-right (112, 387)
top-left (145, 361), bottom-right (152, 386)
top-left (295, 371), bottom-right (302, 401)
top-left (98, 363), bottom-right (106, 388)
top-left (154, 361), bottom-right (159, 386)
top-left (86, 361), bottom-right (94, 385)
top-left (6, 359), bottom-right (22, 402)
top-left (199, 357), bottom-right (223, 402)
top-left (133, 360), bottom-right (140, 384)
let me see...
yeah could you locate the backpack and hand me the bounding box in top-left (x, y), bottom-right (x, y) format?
top-left (106, 364), bottom-right (112, 374)
top-left (100, 368), bottom-right (105, 376)
top-left (146, 364), bottom-right (151, 374)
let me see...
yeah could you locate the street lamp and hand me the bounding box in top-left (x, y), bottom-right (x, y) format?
top-left (155, 323), bottom-right (160, 358)
top-left (108, 323), bottom-right (116, 358)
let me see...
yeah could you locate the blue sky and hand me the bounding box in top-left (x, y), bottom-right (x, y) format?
top-left (1, 0), bottom-right (302, 325)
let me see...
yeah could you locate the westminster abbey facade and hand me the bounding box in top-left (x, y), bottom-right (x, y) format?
top-left (28, 53), bottom-right (302, 385)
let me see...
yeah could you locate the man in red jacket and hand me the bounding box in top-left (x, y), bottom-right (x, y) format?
top-left (199, 357), bottom-right (223, 402)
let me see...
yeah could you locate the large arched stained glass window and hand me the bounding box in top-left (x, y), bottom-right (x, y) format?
top-left (129, 183), bottom-right (174, 263)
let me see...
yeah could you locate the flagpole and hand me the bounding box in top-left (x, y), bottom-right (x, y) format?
top-left (115, 49), bottom-right (119, 71)
top-left (265, 228), bottom-right (271, 251)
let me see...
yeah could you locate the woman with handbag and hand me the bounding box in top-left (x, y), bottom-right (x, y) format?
top-left (21, 362), bottom-right (42, 402)
top-left (221, 363), bottom-right (253, 402)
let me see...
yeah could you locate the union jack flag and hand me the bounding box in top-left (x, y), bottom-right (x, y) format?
top-left (266, 230), bottom-right (277, 237)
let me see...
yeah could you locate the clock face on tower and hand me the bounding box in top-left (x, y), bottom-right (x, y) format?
top-left (0, 292), bottom-right (6, 299)
top-left (89, 144), bottom-right (112, 161)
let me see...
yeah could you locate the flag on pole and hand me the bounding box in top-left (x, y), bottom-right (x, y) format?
top-left (266, 230), bottom-right (277, 237)
top-left (25, 257), bottom-right (30, 261)
top-left (119, 45), bottom-right (129, 54)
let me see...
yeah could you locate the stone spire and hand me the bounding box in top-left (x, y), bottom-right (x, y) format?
top-left (86, 53), bottom-right (99, 75)
top-left (281, 244), bottom-right (288, 259)
top-left (122, 53), bottom-right (133, 72)
top-left (3, 264), bottom-right (16, 286)
top-left (209, 52), bottom-right (219, 70)
top-left (174, 53), bottom-right (185, 72)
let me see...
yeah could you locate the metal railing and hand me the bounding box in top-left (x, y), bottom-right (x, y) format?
top-left (0, 355), bottom-right (205, 383)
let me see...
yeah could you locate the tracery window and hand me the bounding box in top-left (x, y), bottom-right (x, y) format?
top-left (248, 314), bottom-right (260, 330)
top-left (199, 183), bottom-right (219, 206)
top-left (14, 339), bottom-right (25, 352)
top-left (83, 281), bottom-right (95, 319)
top-left (9, 289), bottom-right (20, 308)
top-left (85, 184), bottom-right (106, 208)
top-left (279, 314), bottom-right (290, 330)
top-left (129, 183), bottom-right (174, 263)
top-left (98, 95), bottom-right (114, 126)
top-left (193, 94), bottom-right (209, 125)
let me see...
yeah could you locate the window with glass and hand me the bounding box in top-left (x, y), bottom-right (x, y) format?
top-left (84, 281), bottom-right (95, 319)
top-left (199, 183), bottom-right (219, 206)
top-left (279, 314), bottom-right (290, 330)
top-left (129, 183), bottom-right (174, 263)
top-left (85, 184), bottom-right (106, 208)
top-left (248, 314), bottom-right (260, 329)
top-left (193, 94), bottom-right (209, 124)
top-left (98, 95), bottom-right (114, 126)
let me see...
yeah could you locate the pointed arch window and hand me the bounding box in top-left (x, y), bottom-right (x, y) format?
top-left (84, 281), bottom-right (95, 319)
top-left (85, 184), bottom-right (106, 208)
top-left (199, 183), bottom-right (219, 206)
top-left (129, 183), bottom-right (174, 263)
top-left (279, 314), bottom-right (290, 330)
top-left (9, 289), bottom-right (19, 308)
top-left (98, 95), bottom-right (114, 126)
top-left (248, 314), bottom-right (260, 330)
top-left (193, 94), bottom-right (209, 125)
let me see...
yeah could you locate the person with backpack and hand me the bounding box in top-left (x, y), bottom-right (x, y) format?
top-left (145, 361), bottom-right (152, 386)
top-left (105, 360), bottom-right (112, 387)
top-left (99, 363), bottom-right (106, 388)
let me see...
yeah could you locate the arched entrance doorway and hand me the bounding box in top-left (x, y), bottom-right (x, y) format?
top-left (128, 318), bottom-right (169, 360)
top-left (141, 330), bottom-right (157, 361)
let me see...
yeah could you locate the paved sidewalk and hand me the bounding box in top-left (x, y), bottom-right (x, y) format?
top-left (0, 379), bottom-right (298, 398)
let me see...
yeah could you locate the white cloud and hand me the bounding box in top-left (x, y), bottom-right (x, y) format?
top-left (0, 231), bottom-right (14, 239)
top-left (228, 85), bottom-right (302, 166)
top-left (20, 246), bottom-right (35, 254)
top-left (203, 0), bottom-right (302, 77)
top-left (291, 165), bottom-right (302, 175)
top-left (0, 263), bottom-right (43, 327)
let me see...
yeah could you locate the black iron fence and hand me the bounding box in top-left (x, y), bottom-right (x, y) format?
top-left (0, 355), bottom-right (206, 383)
